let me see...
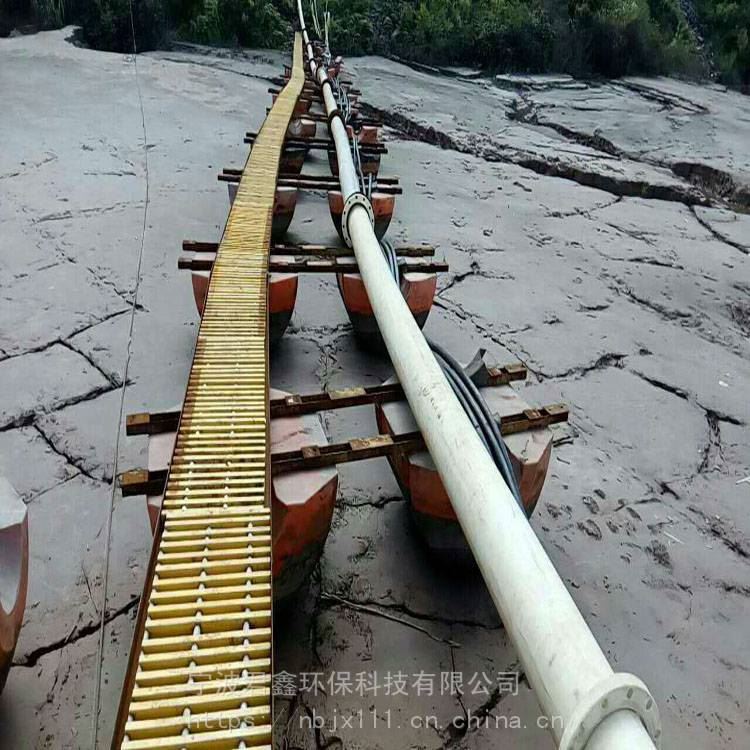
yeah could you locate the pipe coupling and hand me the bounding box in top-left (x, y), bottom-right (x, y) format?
top-left (326, 108), bottom-right (344, 132)
top-left (320, 77), bottom-right (334, 98)
top-left (341, 192), bottom-right (374, 248)
top-left (559, 673), bottom-right (661, 750)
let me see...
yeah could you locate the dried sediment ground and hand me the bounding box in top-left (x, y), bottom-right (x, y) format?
top-left (0, 28), bottom-right (748, 749)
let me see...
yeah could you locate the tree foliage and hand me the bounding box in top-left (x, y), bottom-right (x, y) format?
top-left (1, 0), bottom-right (748, 86)
top-left (562, 0), bottom-right (698, 76)
top-left (78, 0), bottom-right (167, 50)
top-left (695, 0), bottom-right (750, 85)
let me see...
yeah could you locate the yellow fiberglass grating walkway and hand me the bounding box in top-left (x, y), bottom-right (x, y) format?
top-left (114, 32), bottom-right (305, 750)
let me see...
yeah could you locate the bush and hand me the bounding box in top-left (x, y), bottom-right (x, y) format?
top-left (0, 0), bottom-right (54, 31)
top-left (324, 0), bottom-right (374, 55)
top-left (216, 0), bottom-right (289, 47)
top-left (78, 0), bottom-right (166, 51)
top-left (565, 0), bottom-right (698, 76)
top-left (470, 1), bottom-right (553, 70)
top-left (325, 0), bottom-right (552, 70)
top-left (183, 0), bottom-right (222, 43)
top-left (164, 0), bottom-right (290, 47)
top-left (33, 0), bottom-right (66, 27)
top-left (318, 0), bottom-right (697, 76)
top-left (0, 0), bottom-right (19, 34)
top-left (7, 0), bottom-right (747, 86)
top-left (695, 0), bottom-right (750, 86)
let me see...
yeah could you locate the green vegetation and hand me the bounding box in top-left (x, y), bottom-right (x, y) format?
top-left (560, 0), bottom-right (699, 76)
top-left (695, 0), bottom-right (749, 85)
top-left (0, 0), bottom-right (293, 49)
top-left (76, 0), bottom-right (166, 51)
top-left (171, 0), bottom-right (290, 46)
top-left (0, 0), bottom-right (747, 87)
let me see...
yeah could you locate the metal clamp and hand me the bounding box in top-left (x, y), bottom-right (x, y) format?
top-left (326, 108), bottom-right (343, 131)
top-left (341, 192), bottom-right (374, 248)
top-left (559, 673), bottom-right (662, 750)
top-left (320, 77), bottom-right (334, 98)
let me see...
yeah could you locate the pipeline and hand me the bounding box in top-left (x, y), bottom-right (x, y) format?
top-left (371, 237), bottom-right (520, 499)
top-left (295, 3), bottom-right (662, 749)
top-left (375, 238), bottom-right (521, 496)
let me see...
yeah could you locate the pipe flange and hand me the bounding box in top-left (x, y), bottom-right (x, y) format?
top-left (341, 192), bottom-right (374, 248)
top-left (559, 673), bottom-right (661, 750)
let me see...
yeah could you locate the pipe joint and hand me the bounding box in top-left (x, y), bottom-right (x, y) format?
top-left (560, 673), bottom-right (661, 750)
top-left (341, 192), bottom-right (374, 248)
top-left (326, 108), bottom-right (344, 131)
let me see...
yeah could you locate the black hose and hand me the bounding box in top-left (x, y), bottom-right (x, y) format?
top-left (380, 239), bottom-right (399, 282)
top-left (374, 246), bottom-right (520, 505)
top-left (434, 342), bottom-right (519, 495)
top-left (439, 361), bottom-right (492, 454)
top-left (433, 349), bottom-right (506, 474)
top-left (427, 338), bottom-right (524, 510)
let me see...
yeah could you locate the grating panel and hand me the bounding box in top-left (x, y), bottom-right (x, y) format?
top-left (115, 33), bottom-right (305, 749)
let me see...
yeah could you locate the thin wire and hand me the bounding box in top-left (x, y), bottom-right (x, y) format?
top-left (324, 5), bottom-right (330, 54)
top-left (310, 0), bottom-right (321, 37)
top-left (91, 1), bottom-right (150, 745)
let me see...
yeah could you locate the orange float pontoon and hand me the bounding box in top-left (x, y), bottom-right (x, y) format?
top-left (328, 148), bottom-right (381, 177)
top-left (281, 145), bottom-right (307, 174)
top-left (228, 183), bottom-right (299, 239)
top-left (273, 92), bottom-right (312, 116)
top-left (143, 389), bottom-right (338, 601)
top-left (223, 184), bottom-right (298, 341)
top-left (0, 478), bottom-right (28, 693)
top-left (270, 391), bottom-right (338, 600)
top-left (190, 253), bottom-right (297, 344)
top-left (287, 117), bottom-right (316, 140)
top-left (348, 124), bottom-right (380, 145)
top-left (375, 378), bottom-right (553, 561)
top-left (337, 263), bottom-right (436, 346)
top-left (328, 189), bottom-right (394, 242)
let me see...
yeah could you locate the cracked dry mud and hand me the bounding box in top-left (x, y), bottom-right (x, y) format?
top-left (1, 27), bottom-right (749, 750)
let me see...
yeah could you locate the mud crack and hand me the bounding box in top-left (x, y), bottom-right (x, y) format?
top-left (0, 381), bottom-right (122, 433)
top-left (361, 103), bottom-right (711, 206)
top-left (13, 595), bottom-right (139, 668)
top-left (320, 592), bottom-right (463, 647)
top-left (690, 206), bottom-right (749, 255)
top-left (540, 352), bottom-right (627, 380)
top-left (33, 423), bottom-right (111, 484)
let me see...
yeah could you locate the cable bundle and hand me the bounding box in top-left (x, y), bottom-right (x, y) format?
top-left (378, 238), bottom-right (523, 507)
top-left (427, 340), bottom-right (524, 509)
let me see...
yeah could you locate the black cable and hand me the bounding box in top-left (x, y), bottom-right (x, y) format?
top-left (433, 349), bottom-right (502, 467)
top-left (427, 339), bottom-right (524, 510)
top-left (310, 5), bottom-right (521, 510)
top-left (433, 342), bottom-right (518, 489)
top-left (440, 361), bottom-right (492, 454)
top-left (439, 343), bottom-right (521, 505)
top-left (380, 238), bottom-right (398, 282)
top-left (376, 237), bottom-right (521, 505)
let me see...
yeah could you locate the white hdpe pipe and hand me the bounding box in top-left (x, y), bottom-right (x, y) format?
top-left (296, 10), bottom-right (661, 750)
